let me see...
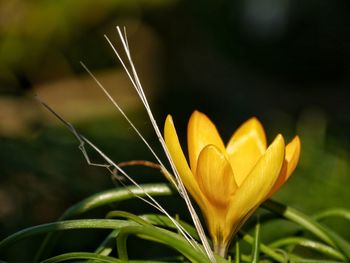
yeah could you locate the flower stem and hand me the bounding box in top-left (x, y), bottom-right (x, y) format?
top-left (214, 241), bottom-right (228, 258)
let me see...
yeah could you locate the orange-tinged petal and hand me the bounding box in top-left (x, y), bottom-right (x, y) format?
top-left (196, 145), bottom-right (238, 208)
top-left (226, 117), bottom-right (267, 186)
top-left (227, 134), bottom-right (285, 230)
top-left (187, 111), bottom-right (225, 174)
top-left (267, 135), bottom-right (301, 196)
top-left (164, 115), bottom-right (205, 208)
top-left (285, 135), bottom-right (301, 178)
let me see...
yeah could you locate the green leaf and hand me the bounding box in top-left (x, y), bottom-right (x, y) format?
top-left (61, 184), bottom-right (173, 220)
top-left (313, 209), bottom-right (350, 222)
top-left (0, 218), bottom-right (224, 263)
top-left (235, 237), bottom-right (240, 263)
top-left (41, 252), bottom-right (123, 263)
top-left (263, 199), bottom-right (350, 260)
top-left (269, 237), bottom-right (346, 261)
top-left (240, 231), bottom-right (288, 262)
top-left (35, 183), bottom-right (173, 261)
top-left (114, 224), bottom-right (223, 263)
top-left (0, 219), bottom-right (137, 252)
top-left (140, 214), bottom-right (200, 241)
top-left (107, 211), bottom-right (152, 226)
top-left (250, 218), bottom-right (260, 263)
top-left (41, 252), bottom-right (169, 263)
top-left (93, 229), bottom-right (119, 256)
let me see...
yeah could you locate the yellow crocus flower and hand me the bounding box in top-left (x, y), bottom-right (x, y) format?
top-left (164, 111), bottom-right (300, 257)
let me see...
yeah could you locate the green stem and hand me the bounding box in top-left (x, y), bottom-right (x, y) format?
top-left (116, 225), bottom-right (212, 263)
top-left (250, 219), bottom-right (260, 263)
top-left (313, 209), bottom-right (350, 222)
top-left (240, 231), bottom-right (288, 263)
top-left (235, 237), bottom-right (240, 263)
top-left (0, 219), bottom-right (137, 251)
top-left (140, 214), bottom-right (200, 241)
top-left (263, 199), bottom-right (350, 260)
top-left (41, 252), bottom-right (168, 263)
top-left (106, 211), bottom-right (152, 226)
top-left (0, 218), bottom-right (226, 263)
top-left (61, 184), bottom-right (173, 220)
top-left (213, 241), bottom-right (229, 258)
top-left (269, 237), bottom-right (346, 261)
top-left (93, 229), bottom-right (119, 256)
top-left (35, 183), bottom-right (173, 261)
top-left (41, 252), bottom-right (123, 263)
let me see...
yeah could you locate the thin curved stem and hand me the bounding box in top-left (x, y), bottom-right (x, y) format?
top-left (313, 209), bottom-right (350, 222)
top-left (115, 225), bottom-right (222, 263)
top-left (239, 231), bottom-right (289, 263)
top-left (41, 252), bottom-right (123, 263)
top-left (0, 219), bottom-right (137, 251)
top-left (35, 184), bottom-right (173, 261)
top-left (41, 252), bottom-right (168, 263)
top-left (263, 199), bottom-right (350, 260)
top-left (269, 237), bottom-right (346, 261)
top-left (250, 219), bottom-right (260, 263)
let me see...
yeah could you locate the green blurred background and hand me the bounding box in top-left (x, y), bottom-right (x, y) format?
top-left (1, 0), bottom-right (350, 260)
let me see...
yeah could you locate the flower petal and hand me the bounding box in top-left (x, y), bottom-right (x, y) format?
top-left (187, 111), bottom-right (225, 174)
top-left (164, 115), bottom-right (205, 207)
top-left (267, 135), bottom-right (301, 196)
top-left (196, 145), bottom-right (238, 208)
top-left (226, 117), bottom-right (267, 186)
top-left (284, 135), bottom-right (301, 178)
top-left (227, 134), bottom-right (285, 231)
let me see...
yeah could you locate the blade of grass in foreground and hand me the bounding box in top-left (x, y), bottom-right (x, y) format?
top-left (35, 183), bottom-right (173, 261)
top-left (235, 237), bottom-right (240, 263)
top-left (41, 252), bottom-right (123, 263)
top-left (90, 212), bottom-right (200, 263)
top-left (313, 209), bottom-right (350, 222)
top-left (92, 229), bottom-right (119, 257)
top-left (61, 184), bottom-right (173, 220)
top-left (0, 219), bottom-right (217, 263)
top-left (269, 237), bottom-right (346, 261)
top-left (239, 231), bottom-right (290, 262)
top-left (115, 225), bottom-right (211, 262)
top-left (263, 199), bottom-right (350, 260)
top-left (0, 219), bottom-right (136, 251)
top-left (42, 252), bottom-right (170, 263)
top-left (250, 218), bottom-right (260, 263)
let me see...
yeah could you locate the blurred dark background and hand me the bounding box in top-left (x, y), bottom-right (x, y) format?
top-left (1, 0), bottom-right (350, 260)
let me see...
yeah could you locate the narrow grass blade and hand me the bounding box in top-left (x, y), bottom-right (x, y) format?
top-left (42, 252), bottom-right (169, 263)
top-left (61, 184), bottom-right (173, 220)
top-left (35, 183), bottom-right (173, 261)
top-left (41, 252), bottom-right (123, 263)
top-left (313, 209), bottom-right (350, 222)
top-left (0, 219), bottom-right (137, 252)
top-left (115, 225), bottom-right (226, 263)
top-left (235, 237), bottom-right (240, 263)
top-left (140, 214), bottom-right (200, 241)
top-left (239, 231), bottom-right (288, 263)
top-left (1, 218), bottom-right (224, 263)
top-left (250, 219), bottom-right (261, 263)
top-left (93, 229), bottom-right (119, 256)
top-left (269, 237), bottom-right (346, 261)
top-left (263, 199), bottom-right (350, 260)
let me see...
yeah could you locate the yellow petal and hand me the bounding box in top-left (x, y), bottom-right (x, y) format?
top-left (226, 117), bottom-right (267, 186)
top-left (285, 135), bottom-right (301, 178)
top-left (164, 115), bottom-right (205, 208)
top-left (187, 111), bottom-right (225, 174)
top-left (227, 134), bottom-right (285, 232)
top-left (196, 145), bottom-right (238, 208)
top-left (267, 135), bottom-right (301, 196)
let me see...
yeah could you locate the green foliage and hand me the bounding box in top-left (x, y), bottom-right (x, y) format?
top-left (1, 184), bottom-right (349, 262)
